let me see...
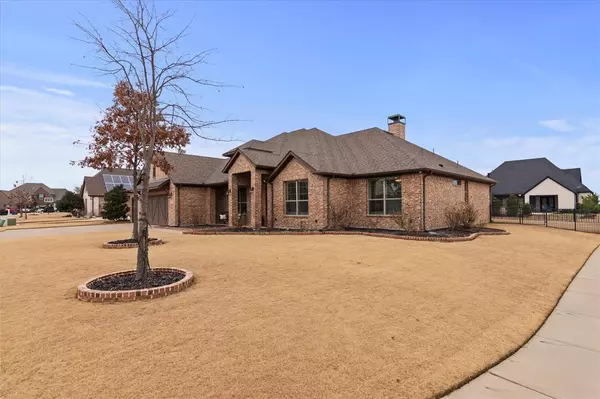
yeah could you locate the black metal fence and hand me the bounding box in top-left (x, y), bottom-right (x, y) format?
top-left (491, 206), bottom-right (600, 233)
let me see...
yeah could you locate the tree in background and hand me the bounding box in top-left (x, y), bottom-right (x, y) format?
top-left (506, 194), bottom-right (520, 217)
top-left (76, 80), bottom-right (189, 241)
top-left (76, 0), bottom-right (233, 281)
top-left (9, 176), bottom-right (34, 219)
top-left (580, 193), bottom-right (600, 213)
top-left (56, 190), bottom-right (84, 212)
top-left (491, 196), bottom-right (503, 216)
top-left (103, 185), bottom-right (129, 220)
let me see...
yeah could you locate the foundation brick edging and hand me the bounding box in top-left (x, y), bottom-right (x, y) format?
top-left (102, 238), bottom-right (165, 249)
top-left (77, 268), bottom-right (194, 302)
top-left (183, 230), bottom-right (509, 242)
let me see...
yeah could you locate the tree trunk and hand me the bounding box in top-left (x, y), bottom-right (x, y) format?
top-left (131, 169), bottom-right (139, 240)
top-left (135, 168), bottom-right (151, 281)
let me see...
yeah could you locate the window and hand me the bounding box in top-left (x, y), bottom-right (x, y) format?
top-left (38, 193), bottom-right (44, 200)
top-left (452, 179), bottom-right (461, 186)
top-left (368, 177), bottom-right (401, 215)
top-left (285, 180), bottom-right (308, 215)
top-left (44, 197), bottom-right (54, 203)
top-left (237, 187), bottom-right (248, 215)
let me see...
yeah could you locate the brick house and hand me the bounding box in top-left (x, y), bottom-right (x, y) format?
top-left (6, 183), bottom-right (67, 209)
top-left (145, 115), bottom-right (494, 230)
top-left (221, 115), bottom-right (494, 231)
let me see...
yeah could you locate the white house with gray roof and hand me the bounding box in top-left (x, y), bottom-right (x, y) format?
top-left (489, 158), bottom-right (593, 211)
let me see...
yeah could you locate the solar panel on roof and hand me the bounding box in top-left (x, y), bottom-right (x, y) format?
top-left (103, 174), bottom-right (133, 191)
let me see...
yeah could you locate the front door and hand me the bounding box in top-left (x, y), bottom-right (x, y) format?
top-left (237, 187), bottom-right (248, 226)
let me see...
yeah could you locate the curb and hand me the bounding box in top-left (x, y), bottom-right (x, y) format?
top-left (77, 267), bottom-right (194, 302)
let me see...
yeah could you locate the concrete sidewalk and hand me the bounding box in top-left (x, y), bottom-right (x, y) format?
top-left (447, 247), bottom-right (600, 399)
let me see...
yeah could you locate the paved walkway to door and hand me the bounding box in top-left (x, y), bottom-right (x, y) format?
top-left (447, 247), bottom-right (600, 399)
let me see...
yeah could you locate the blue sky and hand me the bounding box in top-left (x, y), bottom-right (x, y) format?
top-left (1, 1), bottom-right (599, 192)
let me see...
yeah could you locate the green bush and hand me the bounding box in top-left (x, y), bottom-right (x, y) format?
top-left (103, 185), bottom-right (129, 220)
top-left (580, 193), bottom-right (600, 213)
top-left (521, 203), bottom-right (532, 216)
top-left (56, 191), bottom-right (84, 212)
top-left (506, 194), bottom-right (520, 217)
top-left (492, 197), bottom-right (503, 216)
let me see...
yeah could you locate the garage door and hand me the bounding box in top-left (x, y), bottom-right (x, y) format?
top-left (148, 195), bottom-right (168, 226)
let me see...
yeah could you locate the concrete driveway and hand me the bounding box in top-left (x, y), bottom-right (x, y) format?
top-left (0, 224), bottom-right (132, 239)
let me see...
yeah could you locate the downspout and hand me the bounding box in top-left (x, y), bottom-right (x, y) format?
top-left (176, 185), bottom-right (181, 227)
top-left (326, 176), bottom-right (332, 229)
top-left (422, 172), bottom-right (431, 231)
top-left (269, 181), bottom-right (274, 228)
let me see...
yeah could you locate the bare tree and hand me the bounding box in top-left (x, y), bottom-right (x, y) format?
top-left (75, 0), bottom-right (233, 281)
top-left (9, 175), bottom-right (35, 219)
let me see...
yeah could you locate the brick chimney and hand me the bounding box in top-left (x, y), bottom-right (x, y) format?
top-left (387, 114), bottom-right (406, 139)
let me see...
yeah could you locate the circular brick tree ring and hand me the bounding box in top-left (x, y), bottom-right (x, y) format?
top-left (102, 237), bottom-right (164, 249)
top-left (77, 268), bottom-right (194, 302)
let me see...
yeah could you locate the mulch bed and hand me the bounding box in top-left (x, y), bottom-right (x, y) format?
top-left (88, 269), bottom-right (184, 291)
top-left (106, 237), bottom-right (160, 245)
top-left (338, 226), bottom-right (506, 238)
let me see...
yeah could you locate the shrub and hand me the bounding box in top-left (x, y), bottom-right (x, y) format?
top-left (103, 185), bottom-right (129, 220)
top-left (329, 203), bottom-right (355, 229)
top-left (491, 196), bottom-right (503, 216)
top-left (56, 190), bottom-right (84, 212)
top-left (444, 202), bottom-right (481, 230)
top-left (506, 194), bottom-right (520, 217)
top-left (580, 192), bottom-right (600, 213)
top-left (392, 212), bottom-right (419, 232)
top-left (521, 203), bottom-right (532, 216)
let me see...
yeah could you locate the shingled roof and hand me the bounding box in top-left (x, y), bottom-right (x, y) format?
top-left (224, 128), bottom-right (495, 183)
top-left (161, 152), bottom-right (228, 186)
top-left (489, 158), bottom-right (592, 196)
top-left (82, 168), bottom-right (133, 196)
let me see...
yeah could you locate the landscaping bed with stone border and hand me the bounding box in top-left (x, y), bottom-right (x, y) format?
top-left (102, 237), bottom-right (164, 249)
top-left (183, 227), bottom-right (509, 242)
top-left (77, 268), bottom-right (193, 302)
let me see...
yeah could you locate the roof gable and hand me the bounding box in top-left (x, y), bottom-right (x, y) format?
top-left (223, 127), bottom-right (494, 183)
top-left (162, 152), bottom-right (228, 186)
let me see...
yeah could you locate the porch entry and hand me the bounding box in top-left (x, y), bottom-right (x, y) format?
top-left (530, 195), bottom-right (558, 212)
top-left (237, 186), bottom-right (248, 226)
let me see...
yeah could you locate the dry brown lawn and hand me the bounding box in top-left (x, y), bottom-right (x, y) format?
top-left (1, 225), bottom-right (598, 398)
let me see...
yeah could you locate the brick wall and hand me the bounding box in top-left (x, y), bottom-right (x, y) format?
top-left (424, 176), bottom-right (491, 230)
top-left (424, 175), bottom-right (465, 230)
top-left (328, 173), bottom-right (423, 230)
top-left (178, 186), bottom-right (212, 226)
top-left (468, 181), bottom-right (491, 224)
top-left (271, 158), bottom-right (328, 229)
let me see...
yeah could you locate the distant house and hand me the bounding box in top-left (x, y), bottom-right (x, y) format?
top-left (145, 114), bottom-right (495, 230)
top-left (0, 190), bottom-right (10, 212)
top-left (7, 183), bottom-right (67, 208)
top-left (489, 158), bottom-right (593, 211)
top-left (81, 168), bottom-right (133, 217)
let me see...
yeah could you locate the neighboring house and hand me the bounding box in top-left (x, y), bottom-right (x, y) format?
top-left (489, 158), bottom-right (593, 211)
top-left (81, 168), bottom-right (133, 217)
top-left (7, 183), bottom-right (67, 207)
top-left (147, 152), bottom-right (228, 226)
top-left (146, 115), bottom-right (494, 230)
top-left (0, 190), bottom-right (10, 212)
